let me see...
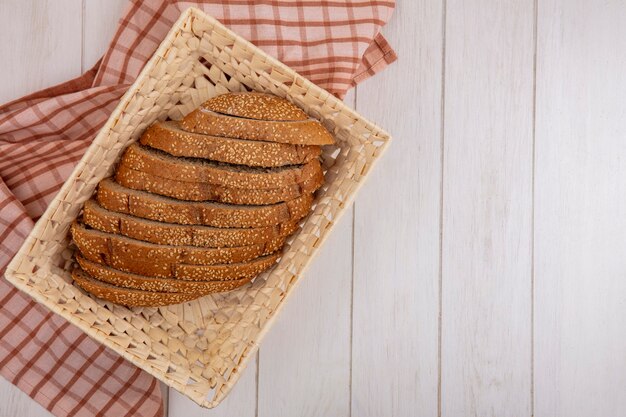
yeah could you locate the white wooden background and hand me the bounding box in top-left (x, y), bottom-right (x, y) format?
top-left (1, 0), bottom-right (625, 416)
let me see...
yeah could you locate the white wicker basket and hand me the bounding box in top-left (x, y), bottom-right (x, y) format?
top-left (5, 7), bottom-right (391, 407)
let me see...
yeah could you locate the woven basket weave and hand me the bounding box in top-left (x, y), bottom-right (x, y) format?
top-left (5, 7), bottom-right (390, 408)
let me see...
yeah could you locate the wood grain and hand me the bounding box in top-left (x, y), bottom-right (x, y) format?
top-left (0, 2), bottom-right (81, 414)
top-left (534, 1), bottom-right (626, 416)
top-left (440, 1), bottom-right (535, 416)
top-left (0, 378), bottom-right (53, 417)
top-left (351, 0), bottom-right (442, 415)
top-left (0, 0), bottom-right (82, 104)
top-left (82, 0), bottom-right (127, 72)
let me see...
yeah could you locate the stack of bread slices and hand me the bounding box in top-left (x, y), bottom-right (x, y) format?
top-left (70, 92), bottom-right (334, 307)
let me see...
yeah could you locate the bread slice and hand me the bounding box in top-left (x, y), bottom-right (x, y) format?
top-left (76, 255), bottom-right (251, 294)
top-left (115, 164), bottom-right (324, 204)
top-left (96, 179), bottom-right (313, 228)
top-left (181, 109), bottom-right (334, 146)
top-left (202, 92), bottom-right (308, 121)
top-left (120, 143), bottom-right (322, 190)
top-left (72, 268), bottom-right (201, 307)
top-left (76, 244), bottom-right (280, 281)
top-left (172, 252), bottom-right (279, 281)
top-left (71, 221), bottom-right (283, 273)
top-left (83, 199), bottom-right (299, 248)
top-left (139, 121), bottom-right (321, 167)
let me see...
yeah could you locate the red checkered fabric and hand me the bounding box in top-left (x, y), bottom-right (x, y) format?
top-left (0, 1), bottom-right (396, 416)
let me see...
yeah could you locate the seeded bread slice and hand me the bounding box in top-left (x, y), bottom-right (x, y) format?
top-left (203, 92), bottom-right (308, 121)
top-left (71, 221), bottom-right (283, 271)
top-left (72, 268), bottom-right (201, 307)
top-left (171, 252), bottom-right (279, 281)
top-left (140, 121), bottom-right (321, 167)
top-left (115, 164), bottom-right (324, 204)
top-left (96, 179), bottom-right (313, 228)
top-left (181, 109), bottom-right (334, 145)
top-left (77, 245), bottom-right (280, 281)
top-left (120, 143), bottom-right (322, 190)
top-left (76, 255), bottom-right (251, 294)
top-left (83, 199), bottom-right (299, 248)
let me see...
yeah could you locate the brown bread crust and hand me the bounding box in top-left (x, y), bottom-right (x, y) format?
top-left (202, 92), bottom-right (308, 121)
top-left (71, 221), bottom-right (283, 272)
top-left (75, 238), bottom-right (280, 281)
top-left (114, 164), bottom-right (324, 204)
top-left (76, 256), bottom-right (252, 294)
top-left (82, 199), bottom-right (299, 248)
top-left (72, 268), bottom-right (202, 307)
top-left (96, 179), bottom-right (314, 228)
top-left (139, 121), bottom-right (321, 167)
top-left (171, 252), bottom-right (279, 281)
top-left (181, 109), bottom-right (334, 145)
top-left (120, 143), bottom-right (322, 190)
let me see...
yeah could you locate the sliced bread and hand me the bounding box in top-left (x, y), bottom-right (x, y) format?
top-left (76, 255), bottom-right (251, 294)
top-left (76, 243), bottom-right (280, 281)
top-left (71, 221), bottom-right (283, 272)
top-left (115, 164), bottom-right (324, 204)
top-left (96, 179), bottom-right (313, 228)
top-left (72, 268), bottom-right (201, 307)
top-left (139, 121), bottom-right (321, 167)
top-left (181, 109), bottom-right (334, 145)
top-left (202, 92), bottom-right (308, 121)
top-left (83, 199), bottom-right (299, 248)
top-left (120, 143), bottom-right (323, 190)
top-left (171, 252), bottom-right (279, 281)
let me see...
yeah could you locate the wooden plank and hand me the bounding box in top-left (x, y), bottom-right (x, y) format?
top-left (351, 0), bottom-right (443, 415)
top-left (0, 0), bottom-right (82, 104)
top-left (0, 378), bottom-right (53, 417)
top-left (534, 1), bottom-right (626, 416)
top-left (0, 1), bottom-right (81, 415)
top-left (168, 356), bottom-right (257, 417)
top-left (440, 1), bottom-right (535, 416)
top-left (257, 121), bottom-right (354, 416)
top-left (82, 0), bottom-right (127, 72)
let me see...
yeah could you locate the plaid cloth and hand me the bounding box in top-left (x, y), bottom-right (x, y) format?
top-left (0, 0), bottom-right (396, 416)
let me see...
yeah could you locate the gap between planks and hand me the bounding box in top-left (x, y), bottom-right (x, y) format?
top-left (437, 0), bottom-right (447, 415)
